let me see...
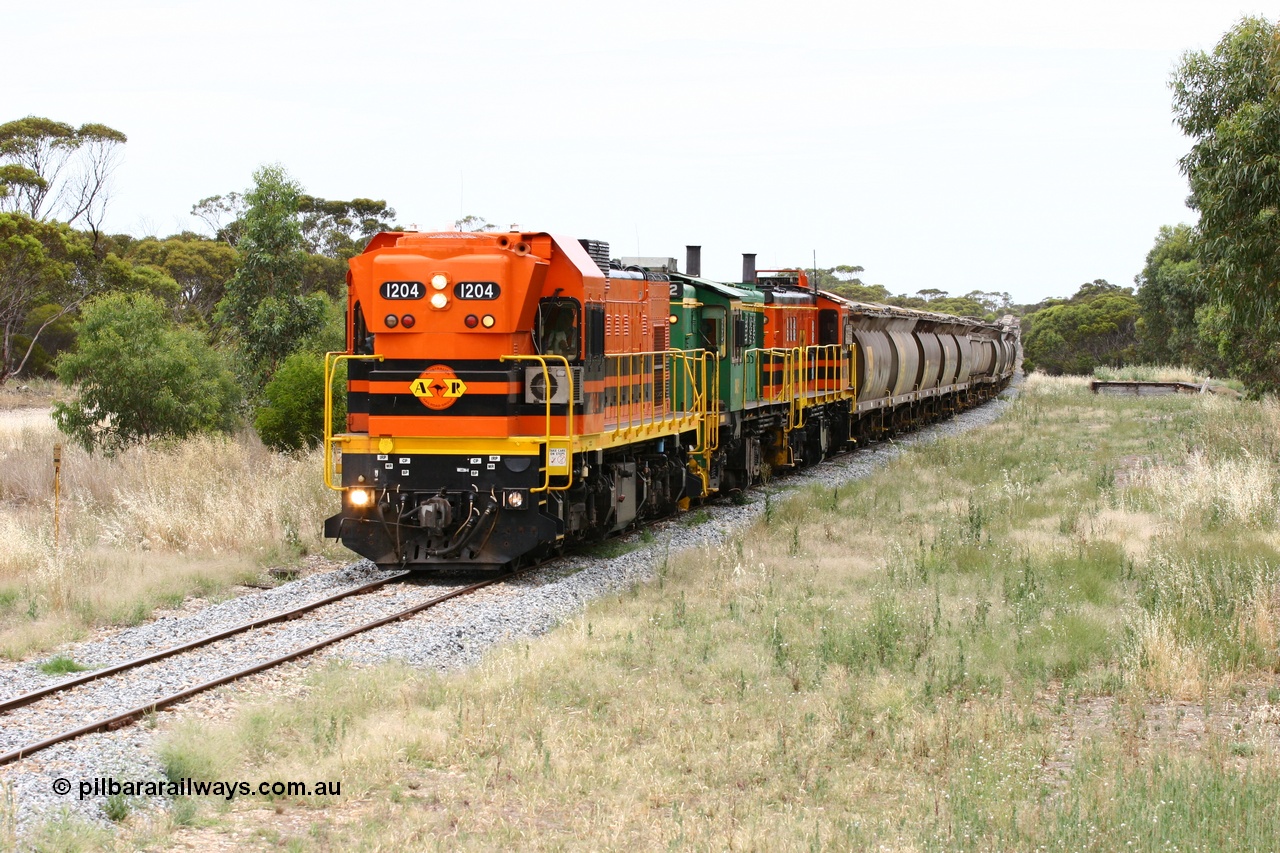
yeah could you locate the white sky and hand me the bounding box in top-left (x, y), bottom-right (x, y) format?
top-left (5, 0), bottom-right (1263, 304)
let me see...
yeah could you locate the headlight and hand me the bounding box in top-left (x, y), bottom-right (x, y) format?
top-left (430, 292), bottom-right (448, 309)
top-left (431, 274), bottom-right (448, 290)
top-left (348, 488), bottom-right (372, 507)
top-left (503, 489), bottom-right (525, 509)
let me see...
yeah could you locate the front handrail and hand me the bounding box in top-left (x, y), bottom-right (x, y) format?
top-left (791, 346), bottom-right (806, 428)
top-left (748, 346), bottom-right (802, 419)
top-left (323, 352), bottom-right (385, 491)
top-left (499, 354), bottom-right (574, 493)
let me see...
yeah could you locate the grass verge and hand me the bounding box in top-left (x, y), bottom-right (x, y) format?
top-left (120, 374), bottom-right (1280, 849)
top-left (0, 410), bottom-right (348, 660)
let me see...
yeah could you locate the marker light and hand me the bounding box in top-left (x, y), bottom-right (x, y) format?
top-left (465, 314), bottom-right (479, 328)
top-left (429, 292), bottom-right (448, 309)
top-left (401, 314), bottom-right (416, 328)
top-left (384, 314), bottom-right (399, 327)
top-left (481, 314), bottom-right (496, 328)
top-left (431, 274), bottom-right (448, 290)
top-left (348, 488), bottom-right (372, 507)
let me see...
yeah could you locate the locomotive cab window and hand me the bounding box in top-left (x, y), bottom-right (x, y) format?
top-left (352, 301), bottom-right (373, 354)
top-left (537, 298), bottom-right (581, 359)
top-left (819, 309), bottom-right (839, 346)
top-left (700, 308), bottom-right (726, 358)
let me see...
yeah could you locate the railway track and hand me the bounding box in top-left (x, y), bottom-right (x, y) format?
top-left (0, 571), bottom-right (513, 767)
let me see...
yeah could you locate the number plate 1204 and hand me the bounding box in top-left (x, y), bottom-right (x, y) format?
top-left (454, 281), bottom-right (501, 300)
top-left (380, 281), bottom-right (424, 300)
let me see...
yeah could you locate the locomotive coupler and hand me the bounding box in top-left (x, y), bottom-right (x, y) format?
top-left (417, 495), bottom-right (453, 532)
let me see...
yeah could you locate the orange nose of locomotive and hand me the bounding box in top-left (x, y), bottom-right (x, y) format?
top-left (348, 231), bottom-right (547, 363)
top-left (344, 232), bottom-right (557, 438)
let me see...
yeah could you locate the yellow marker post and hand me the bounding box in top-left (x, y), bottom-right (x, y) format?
top-left (52, 443), bottom-right (62, 548)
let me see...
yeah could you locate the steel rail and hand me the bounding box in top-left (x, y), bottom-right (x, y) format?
top-left (0, 572), bottom-right (411, 716)
top-left (0, 573), bottom-right (511, 767)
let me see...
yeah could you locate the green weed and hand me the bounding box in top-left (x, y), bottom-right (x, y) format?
top-left (38, 655), bottom-right (92, 676)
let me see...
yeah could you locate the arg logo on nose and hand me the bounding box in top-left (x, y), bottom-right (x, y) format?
top-left (410, 364), bottom-right (468, 410)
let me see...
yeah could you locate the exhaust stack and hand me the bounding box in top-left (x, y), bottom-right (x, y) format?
top-left (686, 245), bottom-right (701, 278)
top-left (742, 253), bottom-right (757, 284)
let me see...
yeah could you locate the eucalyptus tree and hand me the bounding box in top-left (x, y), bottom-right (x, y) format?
top-left (53, 292), bottom-right (240, 453)
top-left (1133, 224), bottom-right (1214, 368)
top-left (0, 116), bottom-right (126, 239)
top-left (1171, 15), bottom-right (1280, 391)
top-left (0, 213), bottom-right (96, 384)
top-left (215, 164), bottom-right (325, 392)
top-left (1021, 281), bottom-right (1139, 375)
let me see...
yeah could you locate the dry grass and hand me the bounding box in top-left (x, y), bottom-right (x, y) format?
top-left (1122, 612), bottom-right (1211, 699)
top-left (1092, 363), bottom-right (1235, 387)
top-left (0, 378), bottom-right (63, 411)
top-left (1134, 450), bottom-right (1277, 527)
top-left (0, 410), bottom-right (343, 659)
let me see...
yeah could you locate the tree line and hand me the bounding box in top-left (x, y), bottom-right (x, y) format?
top-left (1021, 15), bottom-right (1280, 392)
top-left (1, 120), bottom-right (397, 452)
top-left (804, 264), bottom-right (1016, 320)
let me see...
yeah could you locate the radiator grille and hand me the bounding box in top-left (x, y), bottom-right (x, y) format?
top-left (577, 239), bottom-right (610, 275)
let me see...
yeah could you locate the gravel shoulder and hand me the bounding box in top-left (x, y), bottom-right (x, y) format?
top-left (0, 378), bottom-right (1020, 841)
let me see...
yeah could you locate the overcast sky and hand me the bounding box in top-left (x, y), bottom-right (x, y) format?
top-left (6, 1), bottom-right (1264, 304)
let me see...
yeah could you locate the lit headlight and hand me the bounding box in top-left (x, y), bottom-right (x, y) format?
top-left (431, 274), bottom-right (448, 290)
top-left (430, 292), bottom-right (448, 309)
top-left (503, 489), bottom-right (525, 509)
top-left (348, 488), bottom-right (372, 507)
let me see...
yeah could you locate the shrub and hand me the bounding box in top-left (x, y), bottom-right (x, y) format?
top-left (1022, 280), bottom-right (1139, 375)
top-left (254, 351), bottom-right (345, 452)
top-left (52, 292), bottom-right (241, 453)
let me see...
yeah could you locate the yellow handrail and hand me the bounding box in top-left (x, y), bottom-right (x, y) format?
top-left (323, 352), bottom-right (385, 491)
top-left (791, 346), bottom-right (806, 428)
top-left (747, 346), bottom-right (802, 413)
top-left (748, 344), bottom-right (863, 430)
top-left (707, 353), bottom-right (720, 452)
top-left (499, 354), bottom-right (574, 493)
top-left (806, 343), bottom-right (845, 405)
top-left (682, 349), bottom-right (717, 451)
top-left (603, 349), bottom-right (707, 441)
